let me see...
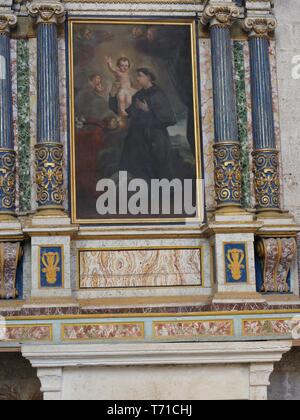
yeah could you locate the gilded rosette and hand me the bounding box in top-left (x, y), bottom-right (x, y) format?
top-left (0, 149), bottom-right (16, 214)
top-left (213, 142), bottom-right (242, 208)
top-left (252, 149), bottom-right (280, 211)
top-left (35, 142), bottom-right (64, 209)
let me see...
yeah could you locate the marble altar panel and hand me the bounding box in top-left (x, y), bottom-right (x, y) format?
top-left (79, 247), bottom-right (203, 289)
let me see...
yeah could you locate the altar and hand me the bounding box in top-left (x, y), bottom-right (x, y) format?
top-left (0, 0), bottom-right (299, 400)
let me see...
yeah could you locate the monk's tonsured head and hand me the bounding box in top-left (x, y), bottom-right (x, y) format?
top-left (136, 68), bottom-right (156, 88)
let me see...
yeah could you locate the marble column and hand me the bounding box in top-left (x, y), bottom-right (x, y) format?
top-left (28, 0), bottom-right (65, 215)
top-left (202, 3), bottom-right (242, 212)
top-left (0, 12), bottom-right (17, 219)
top-left (243, 16), bottom-right (280, 214)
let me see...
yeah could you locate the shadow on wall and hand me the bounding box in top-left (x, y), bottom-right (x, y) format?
top-left (269, 347), bottom-right (300, 400)
top-left (0, 352), bottom-right (42, 401)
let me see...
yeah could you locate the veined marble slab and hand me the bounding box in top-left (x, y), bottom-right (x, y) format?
top-left (79, 248), bottom-right (203, 289)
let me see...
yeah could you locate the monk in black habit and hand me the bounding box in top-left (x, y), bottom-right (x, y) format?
top-left (118, 68), bottom-right (177, 181)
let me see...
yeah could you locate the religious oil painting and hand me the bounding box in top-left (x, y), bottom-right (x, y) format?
top-left (69, 19), bottom-right (202, 224)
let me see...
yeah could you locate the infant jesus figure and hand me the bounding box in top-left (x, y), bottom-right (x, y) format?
top-left (106, 56), bottom-right (137, 118)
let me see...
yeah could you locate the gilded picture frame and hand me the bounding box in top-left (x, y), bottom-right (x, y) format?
top-left (69, 18), bottom-right (203, 224)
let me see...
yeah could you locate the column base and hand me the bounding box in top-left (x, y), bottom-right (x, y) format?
top-left (212, 291), bottom-right (266, 304)
top-left (36, 207), bottom-right (67, 218)
top-left (0, 212), bottom-right (18, 222)
top-left (215, 205), bottom-right (245, 214)
top-left (256, 209), bottom-right (286, 218)
top-left (24, 296), bottom-right (79, 308)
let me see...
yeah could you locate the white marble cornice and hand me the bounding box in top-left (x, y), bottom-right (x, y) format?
top-left (245, 0), bottom-right (272, 13)
top-left (63, 0), bottom-right (208, 16)
top-left (1, 0), bottom-right (14, 8)
top-left (23, 341), bottom-right (292, 367)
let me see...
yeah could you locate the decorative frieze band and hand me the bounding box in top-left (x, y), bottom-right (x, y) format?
top-left (28, 1), bottom-right (65, 25)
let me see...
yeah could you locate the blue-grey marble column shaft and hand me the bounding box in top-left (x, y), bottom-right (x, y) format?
top-left (0, 31), bottom-right (13, 149)
top-left (28, 1), bottom-right (65, 213)
top-left (202, 4), bottom-right (242, 210)
top-left (244, 17), bottom-right (280, 212)
top-left (37, 23), bottom-right (60, 143)
top-left (210, 26), bottom-right (239, 143)
top-left (0, 13), bottom-right (17, 217)
top-left (249, 36), bottom-right (275, 150)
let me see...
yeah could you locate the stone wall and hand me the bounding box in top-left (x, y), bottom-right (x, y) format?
top-left (0, 352), bottom-right (41, 400)
top-left (275, 0), bottom-right (300, 221)
top-left (275, 0), bottom-right (300, 293)
top-left (269, 347), bottom-right (300, 400)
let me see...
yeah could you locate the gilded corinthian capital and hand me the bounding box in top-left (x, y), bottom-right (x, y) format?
top-left (0, 13), bottom-right (17, 34)
top-left (201, 2), bottom-right (240, 28)
top-left (243, 16), bottom-right (277, 38)
top-left (28, 0), bottom-right (65, 25)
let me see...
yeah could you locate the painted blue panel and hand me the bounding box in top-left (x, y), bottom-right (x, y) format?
top-left (224, 243), bottom-right (248, 283)
top-left (40, 246), bottom-right (63, 288)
